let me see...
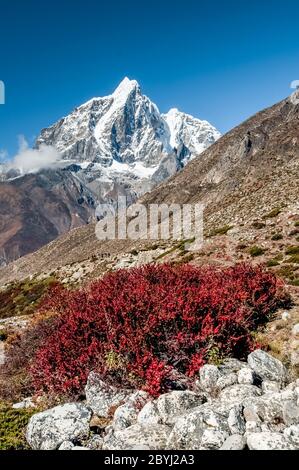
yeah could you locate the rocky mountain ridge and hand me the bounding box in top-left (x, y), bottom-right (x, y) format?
top-left (35, 77), bottom-right (220, 203)
top-left (0, 78), bottom-right (219, 265)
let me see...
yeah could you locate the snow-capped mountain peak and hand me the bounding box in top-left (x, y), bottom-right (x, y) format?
top-left (111, 76), bottom-right (140, 98)
top-left (163, 108), bottom-right (221, 164)
top-left (34, 78), bottom-right (220, 203)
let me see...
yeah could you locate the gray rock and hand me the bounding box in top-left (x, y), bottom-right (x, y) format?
top-left (237, 368), bottom-right (254, 385)
top-left (220, 435), bottom-right (246, 450)
top-left (216, 373), bottom-right (238, 391)
top-left (247, 432), bottom-right (295, 450)
top-left (218, 359), bottom-right (247, 375)
top-left (199, 365), bottom-right (220, 393)
top-left (247, 350), bottom-right (287, 383)
top-left (166, 401), bottom-right (231, 450)
top-left (59, 441), bottom-right (75, 450)
top-left (137, 401), bottom-right (161, 425)
top-left (292, 324), bottom-right (299, 336)
top-left (26, 403), bottom-right (92, 450)
top-left (219, 384), bottom-right (262, 403)
top-left (72, 446), bottom-right (89, 450)
top-left (284, 425), bottom-right (299, 446)
top-left (281, 311), bottom-right (291, 322)
top-left (86, 435), bottom-right (104, 450)
top-left (85, 372), bottom-right (132, 418)
top-left (282, 401), bottom-right (299, 426)
top-left (102, 424), bottom-right (171, 450)
top-left (228, 405), bottom-right (246, 434)
top-left (13, 397), bottom-right (36, 410)
top-left (243, 406), bottom-right (261, 423)
top-left (243, 391), bottom-right (297, 426)
top-left (261, 381), bottom-right (281, 394)
top-left (113, 404), bottom-right (138, 432)
top-left (201, 429), bottom-right (229, 449)
top-left (112, 391), bottom-right (149, 431)
top-left (137, 391), bottom-right (205, 426)
top-left (246, 421), bottom-right (262, 433)
top-left (156, 391), bottom-right (206, 425)
top-left (285, 379), bottom-right (299, 391)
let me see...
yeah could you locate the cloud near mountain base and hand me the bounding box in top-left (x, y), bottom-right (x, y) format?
top-left (8, 136), bottom-right (60, 174)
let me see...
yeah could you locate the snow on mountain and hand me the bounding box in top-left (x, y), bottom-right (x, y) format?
top-left (34, 77), bottom-right (221, 204)
top-left (163, 108), bottom-right (221, 165)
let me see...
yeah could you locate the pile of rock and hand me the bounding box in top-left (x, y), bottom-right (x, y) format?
top-left (25, 350), bottom-right (299, 450)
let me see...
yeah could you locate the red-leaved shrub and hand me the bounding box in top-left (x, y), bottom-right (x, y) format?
top-left (30, 263), bottom-right (290, 396)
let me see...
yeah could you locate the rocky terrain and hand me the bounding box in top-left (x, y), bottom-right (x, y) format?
top-left (20, 350), bottom-right (299, 450)
top-left (0, 90), bottom-right (298, 286)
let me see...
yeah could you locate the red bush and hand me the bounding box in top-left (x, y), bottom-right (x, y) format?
top-left (30, 263), bottom-right (290, 396)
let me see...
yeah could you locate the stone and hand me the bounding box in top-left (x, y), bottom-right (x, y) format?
top-left (243, 392), bottom-right (297, 425)
top-left (166, 402), bottom-right (231, 450)
top-left (113, 404), bottom-right (138, 431)
top-left (86, 435), bottom-right (104, 450)
top-left (59, 441), bottom-right (75, 450)
top-left (281, 311), bottom-right (291, 321)
top-left (137, 391), bottom-right (205, 426)
top-left (292, 324), bottom-right (299, 336)
top-left (201, 429), bottom-right (229, 449)
top-left (155, 391), bottom-right (206, 425)
top-left (26, 403), bottom-right (92, 450)
top-left (261, 424), bottom-right (271, 432)
top-left (102, 424), bottom-right (171, 450)
top-left (72, 446), bottom-right (89, 450)
top-left (220, 435), bottom-right (246, 450)
top-left (85, 372), bottom-right (132, 418)
top-left (284, 425), bottom-right (299, 446)
top-left (112, 391), bottom-right (149, 431)
top-left (262, 381), bottom-right (281, 394)
top-left (282, 401), bottom-right (299, 426)
top-left (12, 397), bottom-right (36, 410)
top-left (216, 373), bottom-right (238, 391)
top-left (228, 405), bottom-right (246, 434)
top-left (218, 358), bottom-right (246, 375)
top-left (137, 401), bottom-right (161, 425)
top-left (246, 421), bottom-right (261, 433)
top-left (237, 368), bottom-right (254, 385)
top-left (199, 365), bottom-right (220, 393)
top-left (219, 384), bottom-right (262, 403)
top-left (285, 379), bottom-right (299, 391)
top-left (243, 406), bottom-right (261, 423)
top-left (247, 432), bottom-right (295, 450)
top-left (247, 350), bottom-right (287, 383)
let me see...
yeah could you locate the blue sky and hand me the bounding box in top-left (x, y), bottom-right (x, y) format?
top-left (0, 0), bottom-right (299, 156)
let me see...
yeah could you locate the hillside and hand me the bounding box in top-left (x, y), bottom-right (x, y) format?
top-left (0, 169), bottom-right (95, 266)
top-left (0, 91), bottom-right (298, 287)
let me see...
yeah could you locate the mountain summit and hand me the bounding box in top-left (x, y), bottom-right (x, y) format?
top-left (36, 77), bottom-right (220, 175)
top-left (35, 75), bottom-right (220, 211)
top-left (0, 78), bottom-right (220, 264)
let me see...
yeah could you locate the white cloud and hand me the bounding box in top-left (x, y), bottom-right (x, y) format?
top-left (8, 136), bottom-right (60, 174)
